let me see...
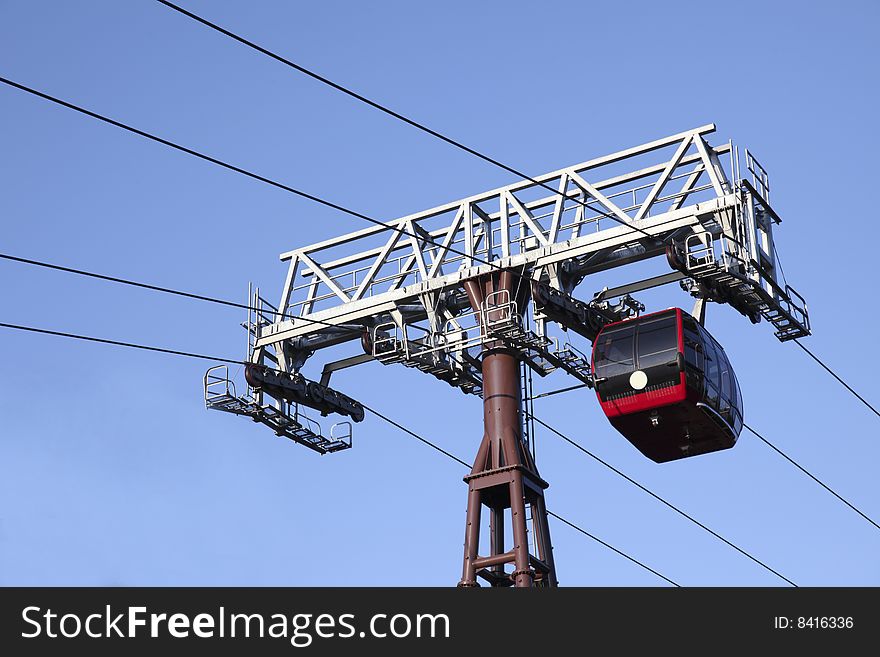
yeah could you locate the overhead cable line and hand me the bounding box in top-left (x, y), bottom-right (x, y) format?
top-left (0, 251), bottom-right (343, 331)
top-left (536, 350), bottom-right (880, 424)
top-left (533, 382), bottom-right (590, 400)
top-left (793, 339), bottom-right (880, 420)
top-left (349, 403), bottom-right (681, 586)
top-left (0, 321), bottom-right (240, 364)
top-left (744, 423), bottom-right (880, 532)
top-left (535, 342), bottom-right (879, 427)
top-left (0, 74), bottom-right (658, 294)
top-left (0, 76), bottom-right (500, 274)
top-left (155, 0), bottom-right (666, 245)
top-left (528, 413), bottom-right (798, 586)
top-left (0, 320), bottom-right (679, 587)
top-left (0, 252), bottom-right (256, 311)
top-left (543, 508), bottom-right (679, 585)
top-left (361, 402), bottom-right (469, 468)
top-left (533, 382), bottom-right (879, 535)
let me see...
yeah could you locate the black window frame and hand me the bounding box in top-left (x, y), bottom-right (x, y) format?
top-left (593, 323), bottom-right (636, 379)
top-left (633, 312), bottom-right (679, 370)
top-left (700, 326), bottom-right (721, 407)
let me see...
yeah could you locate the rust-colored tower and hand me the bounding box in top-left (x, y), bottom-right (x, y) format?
top-left (458, 270), bottom-right (557, 587)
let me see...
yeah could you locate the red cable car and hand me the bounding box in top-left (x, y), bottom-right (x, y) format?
top-left (591, 308), bottom-right (743, 463)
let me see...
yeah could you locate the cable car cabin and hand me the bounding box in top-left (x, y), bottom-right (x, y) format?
top-left (591, 308), bottom-right (743, 463)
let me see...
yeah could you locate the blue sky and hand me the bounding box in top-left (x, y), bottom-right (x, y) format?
top-left (1, 0), bottom-right (877, 586)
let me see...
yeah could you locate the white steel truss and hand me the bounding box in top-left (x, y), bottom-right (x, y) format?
top-left (255, 125), bottom-right (806, 361)
top-left (207, 125), bottom-right (809, 434)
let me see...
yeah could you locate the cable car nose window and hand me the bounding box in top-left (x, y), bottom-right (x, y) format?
top-left (594, 324), bottom-right (635, 378)
top-left (635, 315), bottom-right (678, 369)
top-left (703, 338), bottom-right (720, 405)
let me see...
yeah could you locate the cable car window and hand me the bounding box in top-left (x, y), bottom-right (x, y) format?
top-left (731, 371), bottom-right (744, 434)
top-left (703, 335), bottom-right (720, 406)
top-left (683, 326), bottom-right (703, 370)
top-left (733, 372), bottom-right (743, 413)
top-left (682, 315), bottom-right (700, 336)
top-left (719, 347), bottom-right (732, 419)
top-left (594, 324), bottom-right (635, 378)
top-left (635, 314), bottom-right (678, 369)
